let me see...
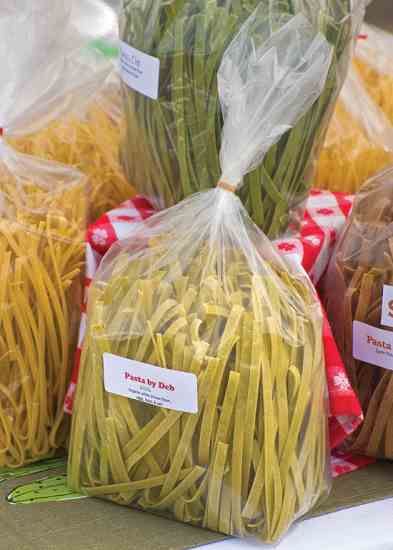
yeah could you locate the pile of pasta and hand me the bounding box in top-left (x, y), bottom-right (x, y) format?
top-left (324, 168), bottom-right (393, 459)
top-left (355, 24), bottom-right (393, 125)
top-left (0, 157), bottom-right (86, 467)
top-left (315, 66), bottom-right (393, 194)
top-left (10, 74), bottom-right (134, 221)
top-left (69, 240), bottom-right (328, 543)
top-left (355, 58), bottom-right (393, 125)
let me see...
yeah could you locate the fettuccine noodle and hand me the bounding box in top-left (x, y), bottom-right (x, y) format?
top-left (69, 243), bottom-right (328, 542)
top-left (325, 170), bottom-right (393, 459)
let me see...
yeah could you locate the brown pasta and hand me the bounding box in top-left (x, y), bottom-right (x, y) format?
top-left (324, 167), bottom-right (393, 458)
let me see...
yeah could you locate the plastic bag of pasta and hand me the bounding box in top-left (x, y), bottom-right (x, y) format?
top-left (0, 2), bottom-right (88, 467)
top-left (324, 167), bottom-right (393, 459)
top-left (315, 64), bottom-right (393, 193)
top-left (69, 11), bottom-right (331, 543)
top-left (12, 64), bottom-right (135, 220)
top-left (0, 142), bottom-right (87, 467)
top-left (1, 2), bottom-right (132, 222)
top-left (119, 0), bottom-right (364, 238)
top-left (355, 23), bottom-right (393, 126)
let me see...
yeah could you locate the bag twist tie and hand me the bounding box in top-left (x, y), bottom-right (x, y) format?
top-left (217, 180), bottom-right (237, 193)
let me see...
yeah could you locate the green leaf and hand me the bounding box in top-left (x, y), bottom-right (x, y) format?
top-left (7, 475), bottom-right (87, 505)
top-left (0, 458), bottom-right (67, 484)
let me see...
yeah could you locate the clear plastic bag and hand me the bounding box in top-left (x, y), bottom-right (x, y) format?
top-left (0, 142), bottom-right (87, 467)
top-left (315, 64), bottom-right (393, 193)
top-left (324, 167), bottom-right (393, 459)
top-left (1, 2), bottom-right (132, 221)
top-left (69, 0), bottom-right (119, 46)
top-left (119, 0), bottom-right (364, 238)
top-left (0, 1), bottom-right (88, 467)
top-left (355, 23), bottom-right (393, 125)
top-left (0, 1), bottom-right (72, 77)
top-left (11, 63), bottom-right (134, 221)
top-left (69, 12), bottom-right (330, 543)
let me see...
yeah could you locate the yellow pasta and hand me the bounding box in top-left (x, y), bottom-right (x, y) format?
top-left (318, 25), bottom-right (393, 194)
top-left (355, 58), bottom-right (393, 125)
top-left (316, 75), bottom-right (393, 194)
top-left (354, 23), bottom-right (393, 126)
top-left (0, 155), bottom-right (86, 467)
top-left (9, 82), bottom-right (134, 221)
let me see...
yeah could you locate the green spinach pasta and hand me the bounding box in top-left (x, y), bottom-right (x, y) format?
top-left (69, 234), bottom-right (328, 541)
top-left (120, 0), bottom-right (362, 238)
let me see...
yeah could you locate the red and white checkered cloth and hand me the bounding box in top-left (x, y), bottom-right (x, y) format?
top-left (65, 190), bottom-right (372, 477)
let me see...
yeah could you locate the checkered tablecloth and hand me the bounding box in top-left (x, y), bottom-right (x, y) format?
top-left (65, 190), bottom-right (372, 477)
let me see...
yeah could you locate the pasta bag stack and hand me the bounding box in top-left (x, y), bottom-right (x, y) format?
top-left (0, 3), bottom-right (87, 467)
top-left (355, 23), bottom-right (393, 125)
top-left (69, 12), bottom-right (331, 543)
top-left (315, 64), bottom-right (393, 193)
top-left (324, 168), bottom-right (393, 459)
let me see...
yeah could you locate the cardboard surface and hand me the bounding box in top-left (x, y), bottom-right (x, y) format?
top-left (0, 471), bottom-right (225, 550)
top-left (310, 460), bottom-right (393, 518)
top-left (0, 461), bottom-right (393, 550)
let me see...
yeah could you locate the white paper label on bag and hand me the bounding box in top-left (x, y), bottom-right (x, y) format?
top-left (353, 321), bottom-right (393, 371)
top-left (381, 285), bottom-right (393, 328)
top-left (103, 353), bottom-right (198, 413)
top-left (120, 42), bottom-right (160, 100)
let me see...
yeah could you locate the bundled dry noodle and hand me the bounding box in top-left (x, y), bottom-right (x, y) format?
top-left (120, 0), bottom-right (363, 238)
top-left (10, 70), bottom-right (134, 221)
top-left (355, 24), bottom-right (393, 125)
top-left (69, 237), bottom-right (327, 541)
top-left (0, 146), bottom-right (86, 467)
top-left (315, 65), bottom-right (393, 193)
top-left (69, 12), bottom-right (330, 543)
top-left (324, 167), bottom-right (393, 459)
